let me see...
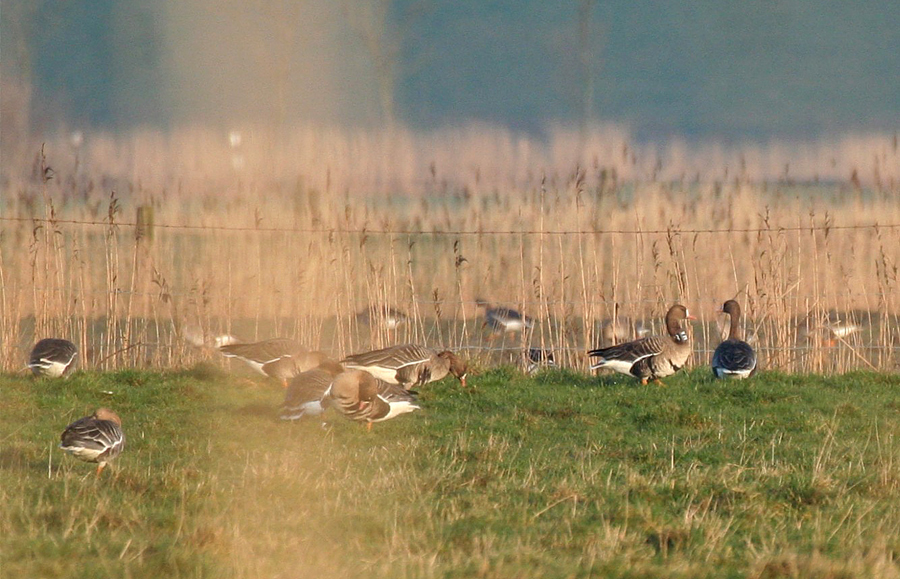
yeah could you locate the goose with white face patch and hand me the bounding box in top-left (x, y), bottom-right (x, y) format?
top-left (588, 304), bottom-right (694, 385)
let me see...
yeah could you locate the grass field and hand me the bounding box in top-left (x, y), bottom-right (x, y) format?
top-left (3, 365), bottom-right (900, 578)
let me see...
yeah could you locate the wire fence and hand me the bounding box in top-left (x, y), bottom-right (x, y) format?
top-left (3, 211), bottom-right (900, 376)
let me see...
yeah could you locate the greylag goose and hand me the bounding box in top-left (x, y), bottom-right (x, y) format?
top-left (323, 369), bottom-right (420, 429)
top-left (588, 304), bottom-right (694, 385)
top-left (60, 408), bottom-right (125, 475)
top-left (280, 359), bottom-right (345, 420)
top-left (29, 338), bottom-right (78, 377)
top-left (219, 338), bottom-right (319, 386)
top-left (476, 299), bottom-right (534, 337)
top-left (356, 305), bottom-right (408, 331)
top-left (341, 343), bottom-right (467, 388)
top-left (712, 300), bottom-right (758, 379)
top-left (261, 351), bottom-right (333, 387)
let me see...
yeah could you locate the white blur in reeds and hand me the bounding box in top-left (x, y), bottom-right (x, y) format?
top-left (0, 124), bottom-right (898, 374)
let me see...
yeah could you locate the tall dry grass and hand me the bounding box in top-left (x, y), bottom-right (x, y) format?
top-left (1, 124), bottom-right (899, 374)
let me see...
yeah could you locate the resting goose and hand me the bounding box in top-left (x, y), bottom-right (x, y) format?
top-left (341, 344), bottom-right (467, 388)
top-left (323, 369), bottom-right (420, 429)
top-left (712, 300), bottom-right (758, 379)
top-left (476, 299), bottom-right (534, 337)
top-left (588, 304), bottom-right (694, 385)
top-left (29, 338), bottom-right (78, 377)
top-left (280, 359), bottom-right (345, 420)
top-left (60, 408), bottom-right (125, 475)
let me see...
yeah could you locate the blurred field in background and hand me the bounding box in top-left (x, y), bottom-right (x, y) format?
top-left (1, 125), bottom-right (899, 374)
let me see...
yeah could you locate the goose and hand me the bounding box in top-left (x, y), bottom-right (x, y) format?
top-left (219, 338), bottom-right (316, 386)
top-left (588, 304), bottom-right (694, 385)
top-left (260, 351), bottom-right (333, 387)
top-left (524, 347), bottom-right (555, 375)
top-left (28, 338), bottom-right (78, 377)
top-left (323, 370), bottom-right (420, 429)
top-left (59, 408), bottom-right (125, 476)
top-left (599, 304), bottom-right (652, 345)
top-left (181, 324), bottom-right (241, 350)
top-left (797, 313), bottom-right (862, 347)
top-left (341, 344), bottom-right (467, 388)
top-left (280, 359), bottom-right (345, 420)
top-left (356, 305), bottom-right (408, 331)
top-left (712, 300), bottom-right (758, 379)
top-left (476, 299), bottom-right (534, 337)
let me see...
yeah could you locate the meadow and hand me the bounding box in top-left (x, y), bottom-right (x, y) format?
top-left (2, 125), bottom-right (900, 578)
top-left (3, 366), bottom-right (900, 578)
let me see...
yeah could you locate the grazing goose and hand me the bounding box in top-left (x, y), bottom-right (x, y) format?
top-left (356, 305), bottom-right (408, 331)
top-left (341, 344), bottom-right (467, 388)
top-left (60, 408), bottom-right (125, 475)
top-left (323, 370), bottom-right (420, 429)
top-left (476, 299), bottom-right (534, 337)
top-left (281, 359), bottom-right (345, 420)
top-left (712, 300), bottom-right (758, 379)
top-left (588, 304), bottom-right (694, 385)
top-left (261, 351), bottom-right (333, 387)
top-left (219, 338), bottom-right (314, 386)
top-left (29, 338), bottom-right (78, 377)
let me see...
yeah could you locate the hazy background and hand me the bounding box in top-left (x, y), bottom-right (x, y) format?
top-left (3, 0), bottom-right (898, 144)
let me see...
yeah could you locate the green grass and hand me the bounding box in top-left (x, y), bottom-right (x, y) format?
top-left (3, 365), bottom-right (900, 578)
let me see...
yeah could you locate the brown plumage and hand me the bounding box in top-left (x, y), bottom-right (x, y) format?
top-left (341, 344), bottom-right (467, 388)
top-left (588, 304), bottom-right (694, 385)
top-left (281, 359), bottom-right (345, 420)
top-left (29, 338), bottom-right (78, 377)
top-left (60, 408), bottom-right (125, 476)
top-left (323, 370), bottom-right (420, 429)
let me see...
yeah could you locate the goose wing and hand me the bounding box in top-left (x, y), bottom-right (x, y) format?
top-left (712, 339), bottom-right (757, 376)
top-left (589, 335), bottom-right (667, 365)
top-left (342, 344), bottom-right (436, 370)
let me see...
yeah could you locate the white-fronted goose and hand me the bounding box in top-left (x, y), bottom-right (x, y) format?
top-left (712, 300), bottom-right (758, 379)
top-left (280, 359), bottom-right (345, 420)
top-left (356, 305), bottom-right (408, 331)
top-left (60, 408), bottom-right (125, 475)
top-left (476, 299), bottom-right (534, 337)
top-left (323, 370), bottom-right (420, 429)
top-left (341, 344), bottom-right (467, 388)
top-left (588, 304), bottom-right (694, 385)
top-left (29, 338), bottom-right (78, 377)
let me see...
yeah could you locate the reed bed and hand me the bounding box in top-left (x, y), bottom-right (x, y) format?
top-left (1, 127), bottom-right (899, 375)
